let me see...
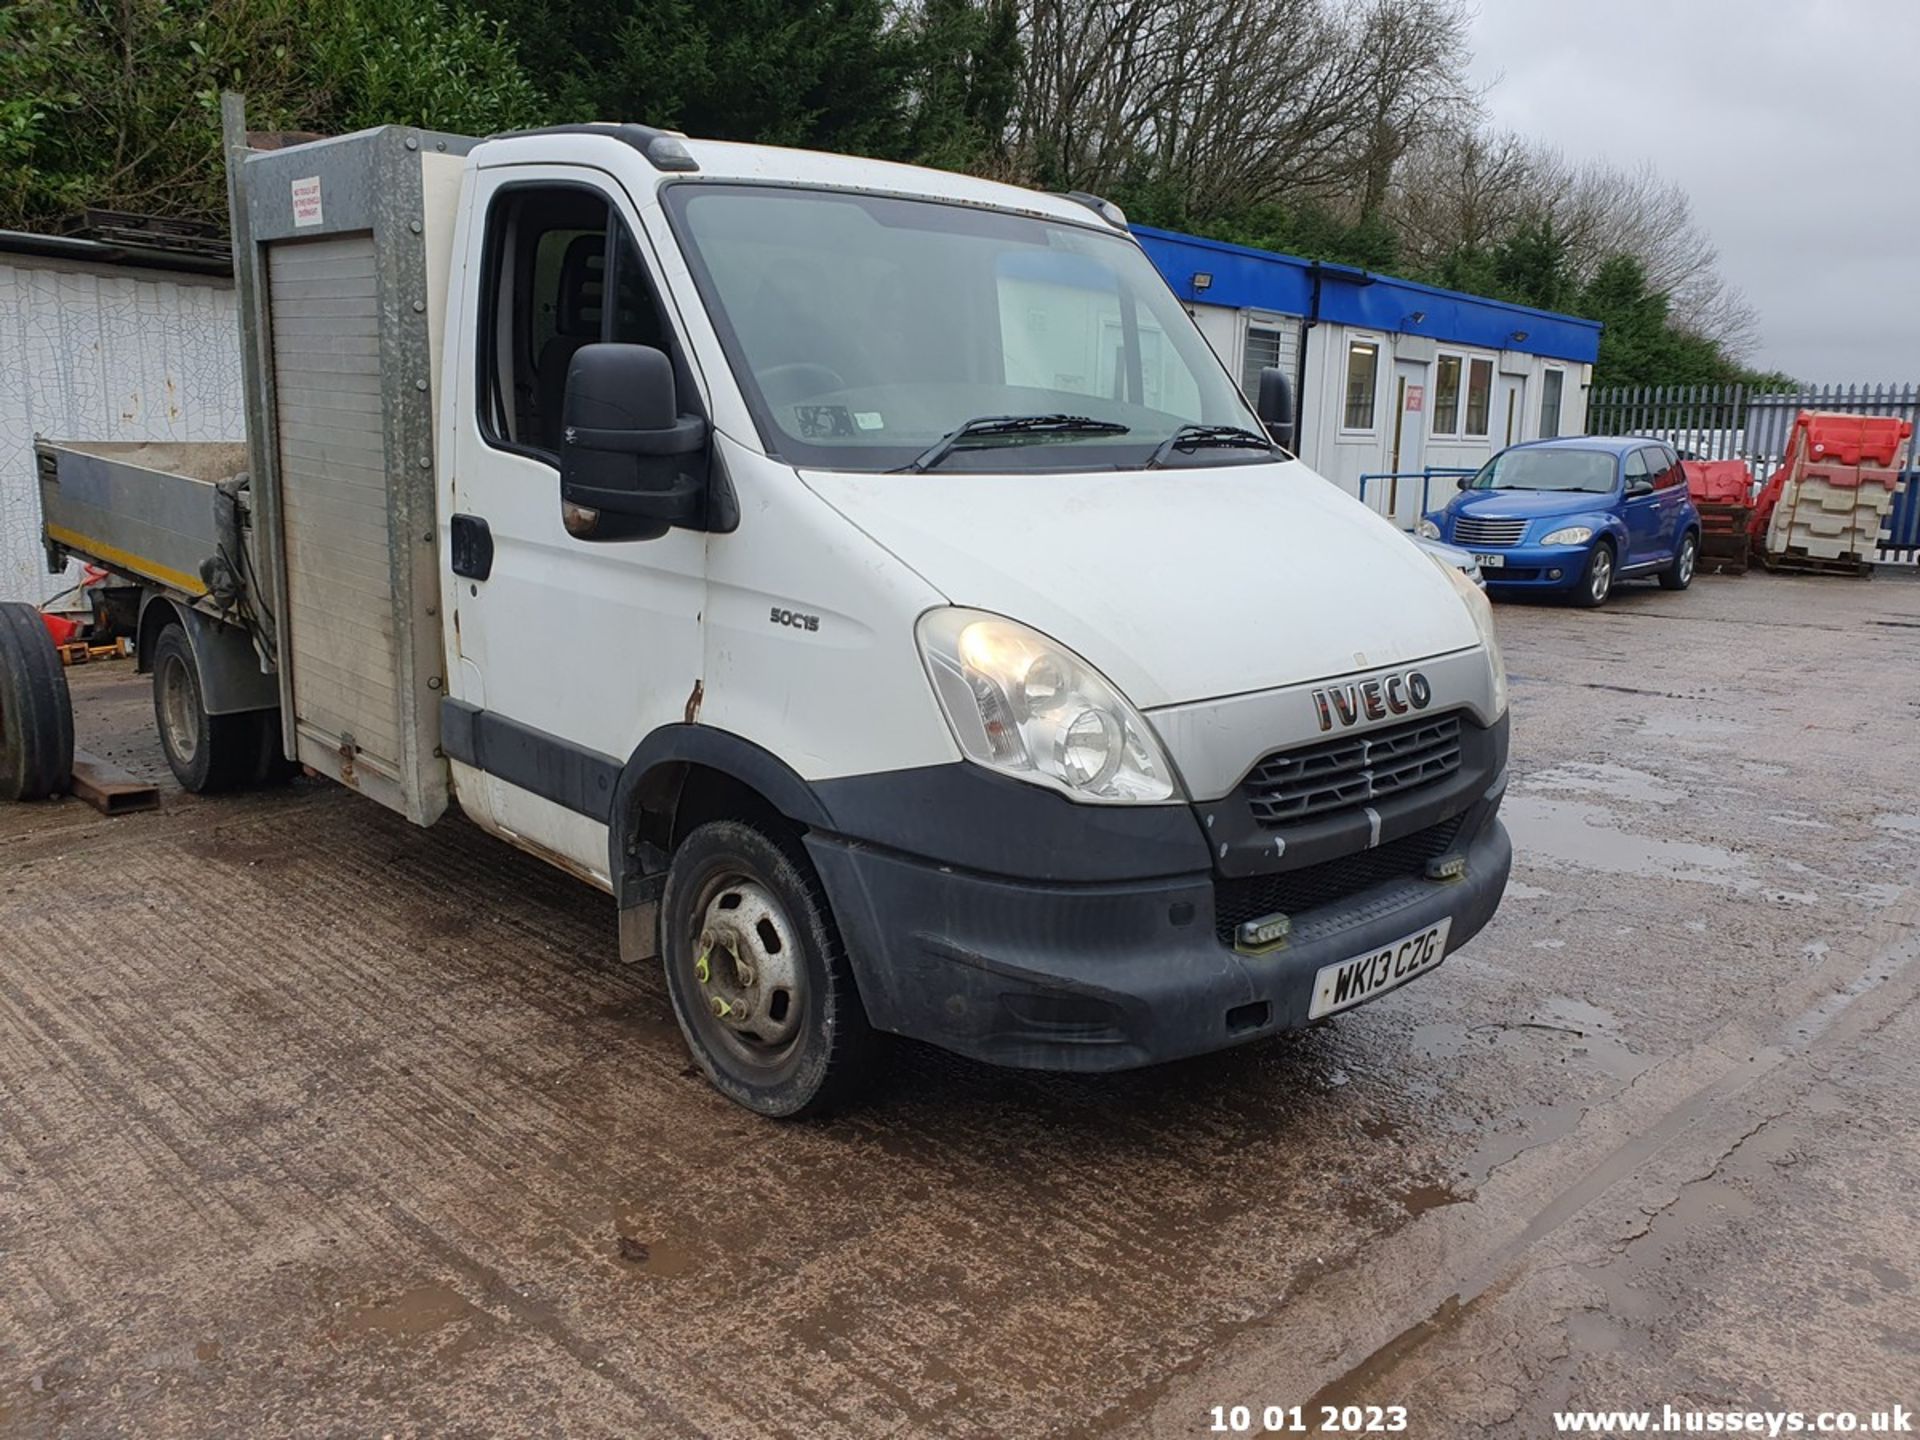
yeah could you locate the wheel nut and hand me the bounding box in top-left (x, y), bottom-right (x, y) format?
top-left (710, 995), bottom-right (731, 1019)
top-left (694, 950), bottom-right (711, 985)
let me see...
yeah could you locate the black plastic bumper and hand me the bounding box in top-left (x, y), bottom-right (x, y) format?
top-left (807, 801), bottom-right (1511, 1073)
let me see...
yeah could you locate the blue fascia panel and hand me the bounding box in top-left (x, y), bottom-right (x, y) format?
top-left (1134, 225), bottom-right (1602, 366)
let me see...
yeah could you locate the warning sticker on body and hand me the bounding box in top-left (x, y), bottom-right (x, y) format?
top-left (291, 176), bottom-right (323, 228)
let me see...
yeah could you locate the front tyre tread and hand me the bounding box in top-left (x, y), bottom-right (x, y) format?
top-left (661, 818), bottom-right (879, 1118)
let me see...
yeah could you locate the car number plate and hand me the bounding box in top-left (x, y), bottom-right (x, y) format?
top-left (1472, 552), bottom-right (1506, 568)
top-left (1308, 918), bottom-right (1452, 1019)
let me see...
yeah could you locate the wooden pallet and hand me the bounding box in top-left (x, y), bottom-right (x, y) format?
top-left (1757, 547), bottom-right (1872, 577)
top-left (54, 637), bottom-right (130, 667)
top-left (1695, 502), bottom-right (1752, 575)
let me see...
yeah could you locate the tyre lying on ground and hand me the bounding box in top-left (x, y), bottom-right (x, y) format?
top-left (0, 601), bottom-right (75, 802)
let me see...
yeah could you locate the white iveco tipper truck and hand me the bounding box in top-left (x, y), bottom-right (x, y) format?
top-left (6, 95), bottom-right (1511, 1115)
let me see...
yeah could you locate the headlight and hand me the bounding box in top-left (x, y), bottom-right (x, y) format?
top-left (1416, 517), bottom-right (1442, 540)
top-left (1540, 525), bottom-right (1594, 546)
top-left (916, 609), bottom-right (1179, 803)
top-left (1429, 556), bottom-right (1508, 720)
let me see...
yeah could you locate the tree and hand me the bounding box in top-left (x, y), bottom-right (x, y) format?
top-left (1575, 255), bottom-right (1728, 389)
top-left (897, 0), bottom-right (1022, 173)
top-left (0, 0), bottom-right (542, 229)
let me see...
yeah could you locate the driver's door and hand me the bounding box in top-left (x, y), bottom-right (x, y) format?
top-left (443, 165), bottom-right (707, 883)
top-left (1621, 447), bottom-right (1664, 567)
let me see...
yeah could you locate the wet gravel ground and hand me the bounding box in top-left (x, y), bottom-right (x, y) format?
top-left (2, 570), bottom-right (1917, 1438)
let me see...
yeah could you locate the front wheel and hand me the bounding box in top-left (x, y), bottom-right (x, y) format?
top-left (1659, 530), bottom-right (1698, 590)
top-left (1573, 541), bottom-right (1615, 608)
top-left (660, 818), bottom-right (879, 1117)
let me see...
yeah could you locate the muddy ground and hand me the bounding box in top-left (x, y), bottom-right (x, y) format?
top-left (2, 571), bottom-right (1918, 1439)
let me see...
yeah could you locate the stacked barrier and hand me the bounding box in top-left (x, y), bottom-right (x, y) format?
top-left (1750, 413), bottom-right (1914, 573)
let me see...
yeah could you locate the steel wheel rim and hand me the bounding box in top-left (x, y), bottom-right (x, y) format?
top-left (159, 654), bottom-right (199, 764)
top-left (689, 873), bottom-right (806, 1068)
top-left (1590, 549), bottom-right (1613, 602)
top-left (1679, 537), bottom-right (1696, 584)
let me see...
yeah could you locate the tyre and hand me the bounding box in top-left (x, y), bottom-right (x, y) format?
top-left (152, 624), bottom-right (267, 794)
top-left (660, 818), bottom-right (879, 1117)
top-left (1659, 530), bottom-right (1698, 591)
top-left (1573, 540), bottom-right (1615, 608)
top-left (0, 601), bottom-right (74, 802)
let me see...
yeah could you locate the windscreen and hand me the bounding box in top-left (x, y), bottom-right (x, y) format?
top-left (1469, 448), bottom-right (1617, 493)
top-left (662, 184), bottom-right (1259, 472)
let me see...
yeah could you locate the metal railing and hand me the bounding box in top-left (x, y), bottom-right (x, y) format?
top-left (1356, 468), bottom-right (1477, 529)
top-left (1587, 382), bottom-right (1919, 470)
top-left (1586, 382), bottom-right (1919, 558)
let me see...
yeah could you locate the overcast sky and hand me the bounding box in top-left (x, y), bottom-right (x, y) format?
top-left (1464, 0), bottom-right (1918, 383)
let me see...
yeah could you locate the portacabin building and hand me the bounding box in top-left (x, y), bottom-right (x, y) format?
top-left (1136, 227), bottom-right (1604, 529)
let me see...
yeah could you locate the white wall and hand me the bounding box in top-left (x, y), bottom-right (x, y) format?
top-left (1300, 322), bottom-right (1594, 529)
top-left (0, 254), bottom-right (244, 604)
top-left (1185, 302), bottom-right (1591, 527)
top-left (1187, 300), bottom-right (1302, 405)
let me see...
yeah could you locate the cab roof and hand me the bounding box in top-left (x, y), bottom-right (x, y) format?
top-left (474, 124), bottom-right (1112, 233)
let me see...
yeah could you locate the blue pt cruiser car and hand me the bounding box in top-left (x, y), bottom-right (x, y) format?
top-left (1419, 437), bottom-right (1700, 607)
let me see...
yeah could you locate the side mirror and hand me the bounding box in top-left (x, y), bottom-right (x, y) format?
top-left (1626, 477), bottom-right (1654, 498)
top-left (1456, 476), bottom-right (1473, 491)
top-left (560, 343), bottom-right (708, 541)
top-left (1255, 366), bottom-right (1295, 451)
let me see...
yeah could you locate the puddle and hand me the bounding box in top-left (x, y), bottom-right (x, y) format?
top-left (1522, 762), bottom-right (1679, 805)
top-left (1874, 813), bottom-right (1920, 836)
top-left (1502, 796), bottom-right (1753, 888)
top-left (1504, 880), bottom-right (1555, 900)
top-left (613, 1234), bottom-right (698, 1277)
top-left (1393, 1180), bottom-right (1470, 1217)
top-left (1638, 713), bottom-right (1749, 742)
top-left (1843, 1254), bottom-right (1913, 1292)
top-left (339, 1284), bottom-right (475, 1341)
top-left (1766, 813), bottom-right (1832, 830)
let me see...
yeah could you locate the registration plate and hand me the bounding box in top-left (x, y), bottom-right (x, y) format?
top-left (1472, 552), bottom-right (1506, 568)
top-left (1308, 918), bottom-right (1452, 1019)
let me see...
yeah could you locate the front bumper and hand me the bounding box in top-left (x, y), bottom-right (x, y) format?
top-left (1462, 541), bottom-right (1593, 590)
top-left (807, 798), bottom-right (1510, 1073)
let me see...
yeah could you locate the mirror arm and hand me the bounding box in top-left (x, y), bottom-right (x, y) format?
top-left (565, 416), bottom-right (707, 457)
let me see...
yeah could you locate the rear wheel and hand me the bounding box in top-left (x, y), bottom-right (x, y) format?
top-left (152, 624), bottom-right (271, 794)
top-left (660, 818), bottom-right (879, 1117)
top-left (0, 602), bottom-right (74, 801)
top-left (1659, 530), bottom-right (1698, 590)
top-left (1573, 540), bottom-right (1615, 608)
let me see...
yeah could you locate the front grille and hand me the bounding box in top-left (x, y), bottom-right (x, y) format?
top-left (1242, 714), bottom-right (1463, 827)
top-left (1452, 516), bottom-right (1528, 547)
top-left (1213, 816), bottom-right (1464, 944)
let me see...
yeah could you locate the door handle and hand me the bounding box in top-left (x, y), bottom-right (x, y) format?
top-left (450, 513), bottom-right (494, 581)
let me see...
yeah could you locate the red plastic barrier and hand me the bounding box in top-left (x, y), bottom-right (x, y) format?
top-left (1750, 411), bottom-right (1916, 542)
top-left (1800, 412), bottom-right (1912, 468)
top-left (1682, 459), bottom-right (1752, 505)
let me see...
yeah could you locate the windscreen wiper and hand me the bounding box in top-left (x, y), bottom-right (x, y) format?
top-left (899, 414), bottom-right (1131, 473)
top-left (1147, 423), bottom-right (1279, 469)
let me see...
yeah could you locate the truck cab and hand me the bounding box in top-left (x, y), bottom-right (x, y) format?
top-left (28, 112), bottom-right (1512, 1116)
